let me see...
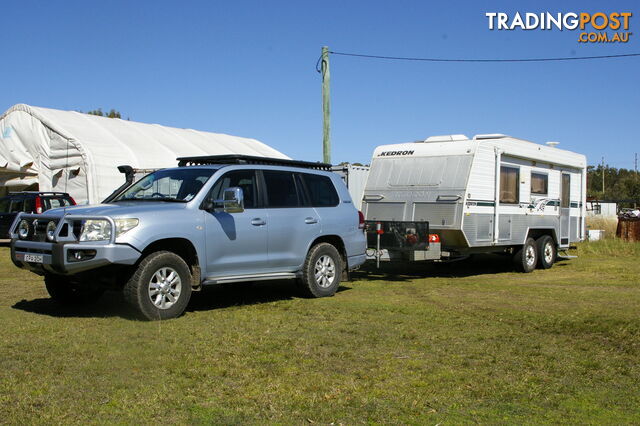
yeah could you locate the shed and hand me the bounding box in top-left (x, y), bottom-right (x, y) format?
top-left (0, 104), bottom-right (288, 204)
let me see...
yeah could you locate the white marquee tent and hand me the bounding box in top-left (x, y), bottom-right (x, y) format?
top-left (0, 104), bottom-right (289, 204)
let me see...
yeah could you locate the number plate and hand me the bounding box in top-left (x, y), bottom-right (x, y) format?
top-left (23, 254), bottom-right (44, 263)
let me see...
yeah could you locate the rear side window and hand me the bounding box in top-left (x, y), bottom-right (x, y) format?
top-left (302, 173), bottom-right (339, 207)
top-left (24, 198), bottom-right (36, 213)
top-left (42, 197), bottom-right (74, 211)
top-left (9, 199), bottom-right (24, 213)
top-left (263, 171), bottom-right (300, 208)
top-left (0, 198), bottom-right (9, 213)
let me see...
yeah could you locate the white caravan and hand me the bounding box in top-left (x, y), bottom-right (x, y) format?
top-left (362, 134), bottom-right (587, 272)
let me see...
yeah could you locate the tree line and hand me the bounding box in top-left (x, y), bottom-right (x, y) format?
top-left (587, 165), bottom-right (640, 204)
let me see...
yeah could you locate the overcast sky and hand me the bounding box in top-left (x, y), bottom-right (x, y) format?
top-left (1, 0), bottom-right (638, 167)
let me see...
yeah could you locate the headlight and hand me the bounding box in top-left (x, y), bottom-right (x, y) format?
top-left (46, 221), bottom-right (57, 241)
top-left (115, 218), bottom-right (139, 238)
top-left (79, 220), bottom-right (112, 242)
top-left (18, 220), bottom-right (30, 239)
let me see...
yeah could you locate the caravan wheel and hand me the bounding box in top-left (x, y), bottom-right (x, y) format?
top-left (513, 238), bottom-right (538, 273)
top-left (536, 235), bottom-right (556, 269)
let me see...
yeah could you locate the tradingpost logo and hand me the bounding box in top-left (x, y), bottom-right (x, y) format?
top-left (486, 12), bottom-right (633, 43)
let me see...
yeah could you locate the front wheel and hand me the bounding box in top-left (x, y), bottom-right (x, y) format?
top-left (44, 274), bottom-right (104, 305)
top-left (513, 237), bottom-right (538, 273)
top-left (298, 243), bottom-right (342, 298)
top-left (124, 251), bottom-right (192, 320)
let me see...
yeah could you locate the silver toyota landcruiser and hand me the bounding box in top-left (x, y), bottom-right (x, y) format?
top-left (9, 155), bottom-right (367, 320)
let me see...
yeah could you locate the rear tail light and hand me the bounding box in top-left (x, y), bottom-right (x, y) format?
top-left (358, 211), bottom-right (365, 230)
top-left (428, 234), bottom-right (440, 243)
top-left (35, 196), bottom-right (42, 214)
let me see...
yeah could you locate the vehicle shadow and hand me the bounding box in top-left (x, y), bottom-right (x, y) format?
top-left (12, 291), bottom-right (135, 319)
top-left (12, 280), bottom-right (352, 319)
top-left (186, 280), bottom-right (351, 313)
top-left (351, 254), bottom-right (572, 281)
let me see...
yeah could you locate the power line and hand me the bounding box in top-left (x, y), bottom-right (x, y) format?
top-left (326, 50), bottom-right (640, 63)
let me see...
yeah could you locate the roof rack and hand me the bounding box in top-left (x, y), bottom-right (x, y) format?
top-left (177, 155), bottom-right (333, 171)
top-left (8, 191), bottom-right (70, 196)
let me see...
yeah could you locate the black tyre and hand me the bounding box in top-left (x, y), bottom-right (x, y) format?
top-left (536, 235), bottom-right (556, 269)
top-left (123, 251), bottom-right (192, 320)
top-left (298, 243), bottom-right (342, 298)
top-left (44, 274), bottom-right (104, 305)
top-left (513, 237), bottom-right (538, 273)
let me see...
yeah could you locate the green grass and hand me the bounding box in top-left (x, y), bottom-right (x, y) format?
top-left (1, 241), bottom-right (639, 424)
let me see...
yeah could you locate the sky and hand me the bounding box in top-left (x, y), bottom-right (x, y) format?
top-left (1, 0), bottom-right (638, 168)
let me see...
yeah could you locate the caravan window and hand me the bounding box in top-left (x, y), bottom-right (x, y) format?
top-left (531, 172), bottom-right (548, 195)
top-left (500, 166), bottom-right (519, 204)
top-left (561, 174), bottom-right (570, 208)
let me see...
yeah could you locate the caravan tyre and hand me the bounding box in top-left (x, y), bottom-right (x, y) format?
top-left (513, 237), bottom-right (537, 273)
top-left (536, 235), bottom-right (556, 269)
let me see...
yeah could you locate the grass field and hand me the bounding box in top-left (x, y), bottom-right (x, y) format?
top-left (1, 241), bottom-right (639, 424)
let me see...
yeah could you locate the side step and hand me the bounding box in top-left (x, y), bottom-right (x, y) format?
top-left (558, 249), bottom-right (577, 260)
top-left (203, 272), bottom-right (299, 285)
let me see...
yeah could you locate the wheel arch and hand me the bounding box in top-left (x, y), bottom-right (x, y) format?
top-left (140, 238), bottom-right (202, 289)
top-left (527, 228), bottom-right (558, 245)
top-left (308, 235), bottom-right (347, 269)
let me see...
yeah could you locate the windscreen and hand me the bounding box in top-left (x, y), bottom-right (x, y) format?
top-left (114, 168), bottom-right (215, 202)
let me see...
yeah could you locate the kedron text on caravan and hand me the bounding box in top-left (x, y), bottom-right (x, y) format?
top-left (485, 12), bottom-right (633, 43)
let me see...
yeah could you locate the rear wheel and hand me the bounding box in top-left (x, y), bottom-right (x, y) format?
top-left (513, 237), bottom-right (537, 273)
top-left (123, 251), bottom-right (192, 320)
top-left (536, 235), bottom-right (556, 269)
top-left (298, 243), bottom-right (342, 298)
top-left (44, 274), bottom-right (104, 305)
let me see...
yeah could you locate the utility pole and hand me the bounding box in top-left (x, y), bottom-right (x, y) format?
top-left (635, 153), bottom-right (638, 174)
top-left (321, 46), bottom-right (331, 164)
top-left (601, 156), bottom-right (605, 196)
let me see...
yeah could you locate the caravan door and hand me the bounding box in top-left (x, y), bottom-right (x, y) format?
top-left (559, 173), bottom-right (571, 247)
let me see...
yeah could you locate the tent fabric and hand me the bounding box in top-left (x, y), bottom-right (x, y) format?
top-left (0, 104), bottom-right (289, 204)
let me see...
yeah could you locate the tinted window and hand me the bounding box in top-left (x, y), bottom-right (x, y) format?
top-left (9, 199), bottom-right (24, 213)
top-left (500, 166), bottom-right (519, 204)
top-left (0, 198), bottom-right (9, 213)
top-left (24, 197), bottom-right (36, 213)
top-left (302, 173), bottom-right (339, 207)
top-left (531, 172), bottom-right (548, 195)
top-left (264, 171), bottom-right (300, 208)
top-left (209, 170), bottom-right (258, 209)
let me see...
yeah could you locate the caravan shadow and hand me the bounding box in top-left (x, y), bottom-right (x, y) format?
top-left (351, 253), bottom-right (569, 281)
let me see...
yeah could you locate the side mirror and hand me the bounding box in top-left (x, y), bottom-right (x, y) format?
top-left (216, 187), bottom-right (244, 213)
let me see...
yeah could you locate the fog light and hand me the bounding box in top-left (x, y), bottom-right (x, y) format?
top-left (18, 220), bottom-right (30, 239)
top-left (68, 249), bottom-right (97, 262)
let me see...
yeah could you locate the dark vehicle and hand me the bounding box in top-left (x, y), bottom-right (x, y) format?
top-left (0, 192), bottom-right (76, 238)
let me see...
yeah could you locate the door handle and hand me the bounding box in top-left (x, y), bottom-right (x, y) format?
top-left (304, 217), bottom-right (318, 224)
top-left (251, 218), bottom-right (266, 226)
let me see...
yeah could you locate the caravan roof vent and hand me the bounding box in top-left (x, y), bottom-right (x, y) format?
top-left (421, 134), bottom-right (469, 143)
top-left (546, 141), bottom-right (560, 147)
top-left (473, 134), bottom-right (508, 140)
